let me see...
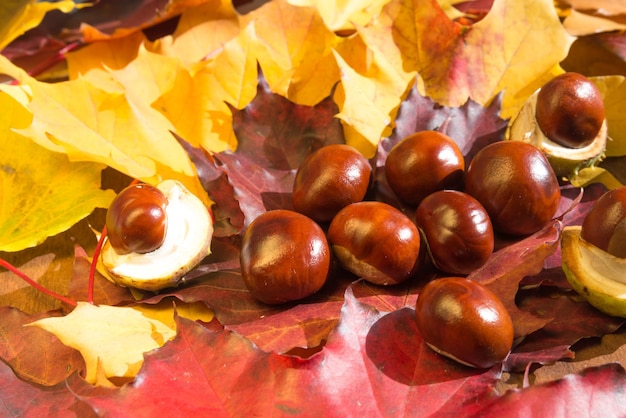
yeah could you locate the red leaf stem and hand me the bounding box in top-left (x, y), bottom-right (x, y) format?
top-left (0, 258), bottom-right (77, 307)
top-left (88, 226), bottom-right (108, 304)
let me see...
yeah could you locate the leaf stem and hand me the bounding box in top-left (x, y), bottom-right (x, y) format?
top-left (27, 41), bottom-right (82, 79)
top-left (0, 258), bottom-right (77, 307)
top-left (88, 226), bottom-right (108, 304)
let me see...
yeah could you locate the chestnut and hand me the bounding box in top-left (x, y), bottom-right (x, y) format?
top-left (536, 72), bottom-right (605, 149)
top-left (385, 130), bottom-right (464, 206)
top-left (327, 201), bottom-right (421, 285)
top-left (106, 183), bottom-right (168, 255)
top-left (292, 144), bottom-right (372, 223)
top-left (465, 141), bottom-right (561, 236)
top-left (581, 186), bottom-right (626, 258)
top-left (414, 277), bottom-right (514, 369)
top-left (416, 190), bottom-right (494, 275)
top-left (101, 180), bottom-right (213, 291)
top-left (240, 210), bottom-right (331, 305)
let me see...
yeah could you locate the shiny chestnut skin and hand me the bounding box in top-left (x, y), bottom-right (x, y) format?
top-left (465, 141), bottom-right (561, 236)
top-left (240, 210), bottom-right (331, 305)
top-left (106, 184), bottom-right (168, 255)
top-left (415, 277), bottom-right (514, 368)
top-left (327, 201), bottom-right (421, 285)
top-left (385, 131), bottom-right (464, 206)
top-left (293, 144), bottom-right (372, 222)
top-left (536, 72), bottom-right (605, 149)
top-left (416, 190), bottom-right (494, 275)
top-left (581, 186), bottom-right (626, 258)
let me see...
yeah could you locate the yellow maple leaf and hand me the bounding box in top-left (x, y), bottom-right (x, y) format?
top-left (155, 24), bottom-right (259, 152)
top-left (244, 0), bottom-right (341, 106)
top-left (0, 54), bottom-right (209, 204)
top-left (133, 298), bottom-right (215, 331)
top-left (287, 0), bottom-right (387, 33)
top-left (592, 75), bottom-right (626, 158)
top-left (0, 85), bottom-right (115, 252)
top-left (153, 0), bottom-right (241, 66)
top-left (0, 0), bottom-right (84, 52)
top-left (385, 0), bottom-right (574, 119)
top-left (332, 21), bottom-right (416, 157)
top-left (66, 31), bottom-right (147, 79)
top-left (27, 302), bottom-right (177, 386)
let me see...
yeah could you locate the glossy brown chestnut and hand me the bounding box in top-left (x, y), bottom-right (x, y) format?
top-left (240, 210), bottom-right (331, 305)
top-left (416, 190), bottom-right (494, 275)
top-left (536, 72), bottom-right (605, 149)
top-left (293, 144), bottom-right (372, 222)
top-left (465, 141), bottom-right (561, 236)
top-left (106, 183), bottom-right (169, 255)
top-left (415, 277), bottom-right (514, 368)
top-left (327, 201), bottom-right (421, 285)
top-left (581, 186), bottom-right (626, 258)
top-left (385, 131), bottom-right (465, 206)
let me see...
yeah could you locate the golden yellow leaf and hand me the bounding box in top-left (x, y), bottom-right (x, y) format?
top-left (133, 298), bottom-right (215, 331)
top-left (591, 75), bottom-right (626, 157)
top-left (385, 0), bottom-right (574, 119)
top-left (332, 52), bottom-right (392, 158)
top-left (436, 0), bottom-right (467, 20)
top-left (565, 0), bottom-right (626, 15)
top-left (0, 0), bottom-right (83, 52)
top-left (0, 54), bottom-right (209, 204)
top-left (27, 302), bottom-right (177, 386)
top-left (245, 0), bottom-right (341, 106)
top-left (153, 0), bottom-right (241, 66)
top-left (66, 31), bottom-right (147, 79)
top-left (332, 22), bottom-right (415, 156)
top-left (155, 24), bottom-right (259, 152)
top-left (0, 86), bottom-right (114, 252)
top-left (562, 9), bottom-right (626, 37)
top-left (287, 0), bottom-right (387, 32)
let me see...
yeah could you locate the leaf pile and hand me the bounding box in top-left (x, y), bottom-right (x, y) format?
top-left (1, 0), bottom-right (626, 416)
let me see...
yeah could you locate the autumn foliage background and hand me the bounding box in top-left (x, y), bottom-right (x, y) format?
top-left (1, 0), bottom-right (626, 416)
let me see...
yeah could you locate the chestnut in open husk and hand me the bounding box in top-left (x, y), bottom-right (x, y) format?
top-left (465, 141), bottom-right (561, 236)
top-left (507, 72), bottom-right (608, 177)
top-left (562, 186), bottom-right (626, 318)
top-left (101, 180), bottom-right (213, 291)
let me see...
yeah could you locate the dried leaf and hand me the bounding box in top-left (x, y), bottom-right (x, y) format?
top-left (563, 9), bottom-right (626, 36)
top-left (591, 75), bottom-right (626, 157)
top-left (245, 0), bottom-right (341, 106)
top-left (0, 360), bottom-right (98, 417)
top-left (0, 85), bottom-right (114, 252)
top-left (73, 287), bottom-right (502, 416)
top-left (0, 54), bottom-right (208, 203)
top-left (0, 0), bottom-right (81, 51)
top-left (154, 0), bottom-right (241, 65)
top-left (0, 307), bottom-right (84, 386)
top-left (155, 23), bottom-right (259, 153)
top-left (287, 0), bottom-right (388, 32)
top-left (27, 302), bottom-right (176, 386)
top-left (476, 364), bottom-right (626, 416)
top-left (332, 22), bottom-right (416, 156)
top-left (66, 31), bottom-right (148, 78)
top-left (386, 0), bottom-right (574, 119)
top-left (468, 221), bottom-right (562, 338)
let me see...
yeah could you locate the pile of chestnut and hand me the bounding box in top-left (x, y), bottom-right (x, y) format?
top-left (240, 130), bottom-right (563, 368)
